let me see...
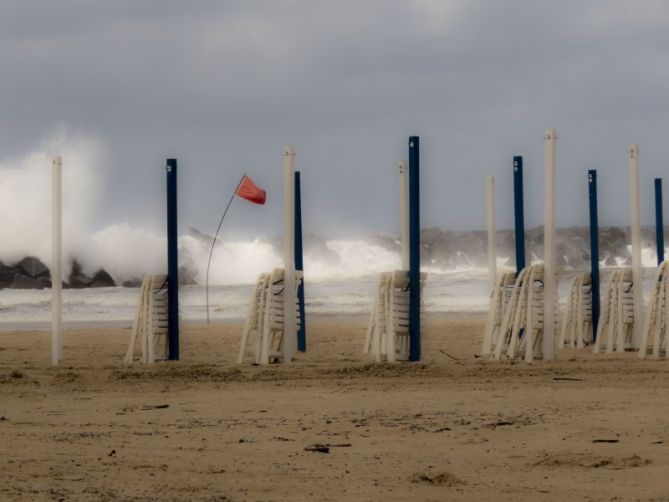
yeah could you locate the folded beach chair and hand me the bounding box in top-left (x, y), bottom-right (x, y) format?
top-left (482, 271), bottom-right (517, 356)
top-left (238, 268), bottom-right (303, 365)
top-left (365, 270), bottom-right (426, 363)
top-left (639, 261), bottom-right (668, 359)
top-left (559, 272), bottom-right (593, 349)
top-left (124, 274), bottom-right (169, 364)
top-left (593, 268), bottom-right (634, 354)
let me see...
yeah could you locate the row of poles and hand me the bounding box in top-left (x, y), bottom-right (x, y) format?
top-left (486, 133), bottom-right (664, 355)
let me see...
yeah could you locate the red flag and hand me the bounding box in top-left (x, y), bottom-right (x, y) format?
top-left (235, 175), bottom-right (266, 205)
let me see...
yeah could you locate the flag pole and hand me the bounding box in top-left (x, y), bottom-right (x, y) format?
top-left (205, 173), bottom-right (246, 324)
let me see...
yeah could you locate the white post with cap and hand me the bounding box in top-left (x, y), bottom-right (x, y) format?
top-left (543, 129), bottom-right (557, 360)
top-left (52, 156), bottom-right (63, 365)
top-left (282, 146), bottom-right (297, 362)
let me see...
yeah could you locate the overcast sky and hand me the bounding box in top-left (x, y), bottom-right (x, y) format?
top-left (1, 0), bottom-right (669, 239)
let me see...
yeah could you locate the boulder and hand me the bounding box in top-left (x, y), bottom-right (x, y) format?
top-left (10, 274), bottom-right (46, 290)
top-left (67, 260), bottom-right (93, 289)
top-left (89, 269), bottom-right (116, 288)
top-left (16, 256), bottom-right (50, 279)
top-left (0, 264), bottom-right (18, 289)
top-left (122, 278), bottom-right (143, 288)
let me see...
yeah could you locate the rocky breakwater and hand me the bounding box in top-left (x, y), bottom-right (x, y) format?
top-left (0, 257), bottom-right (117, 290)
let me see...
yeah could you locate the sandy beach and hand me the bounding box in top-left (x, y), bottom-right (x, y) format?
top-left (0, 316), bottom-right (667, 501)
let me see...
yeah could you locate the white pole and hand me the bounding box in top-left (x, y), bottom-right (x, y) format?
top-left (630, 144), bottom-right (643, 348)
top-left (486, 176), bottom-right (496, 293)
top-left (52, 156), bottom-right (63, 365)
top-left (398, 160), bottom-right (410, 270)
top-left (543, 129), bottom-right (557, 360)
top-left (282, 146), bottom-right (297, 362)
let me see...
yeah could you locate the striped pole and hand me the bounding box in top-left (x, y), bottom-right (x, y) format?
top-left (655, 178), bottom-right (664, 265)
top-left (513, 156), bottom-right (526, 275)
top-left (295, 171), bottom-right (306, 352)
top-left (52, 156), bottom-right (63, 365)
top-left (166, 158), bottom-right (179, 361)
top-left (588, 170), bottom-right (600, 342)
top-left (408, 136), bottom-right (421, 362)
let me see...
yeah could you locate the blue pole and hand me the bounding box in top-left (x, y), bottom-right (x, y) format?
top-left (655, 178), bottom-right (664, 265)
top-left (166, 159), bottom-right (179, 361)
top-left (513, 156), bottom-right (526, 275)
top-left (295, 171), bottom-right (306, 352)
top-left (408, 136), bottom-right (421, 362)
top-left (588, 170), bottom-right (600, 342)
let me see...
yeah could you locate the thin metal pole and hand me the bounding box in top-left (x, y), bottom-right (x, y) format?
top-left (282, 146), bottom-right (297, 362)
top-left (486, 176), bottom-right (496, 293)
top-left (543, 129), bottom-right (557, 360)
top-left (588, 170), bottom-right (600, 342)
top-left (205, 174), bottom-right (246, 324)
top-left (166, 158), bottom-right (179, 361)
top-left (630, 145), bottom-right (643, 348)
top-left (655, 178), bottom-right (664, 265)
top-left (295, 171), bottom-right (307, 352)
top-left (52, 156), bottom-right (63, 365)
top-left (399, 160), bottom-right (410, 270)
top-left (513, 156), bottom-right (526, 275)
top-left (408, 136), bottom-right (421, 362)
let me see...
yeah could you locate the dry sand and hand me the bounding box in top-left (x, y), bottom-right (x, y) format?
top-left (1, 316), bottom-right (669, 501)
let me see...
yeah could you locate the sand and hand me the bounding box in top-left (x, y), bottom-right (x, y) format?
top-left (1, 316), bottom-right (669, 501)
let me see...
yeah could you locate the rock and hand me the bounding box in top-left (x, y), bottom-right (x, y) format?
top-left (15, 256), bottom-right (50, 279)
top-left (67, 260), bottom-right (93, 289)
top-left (122, 278), bottom-right (143, 288)
top-left (0, 264), bottom-right (18, 289)
top-left (10, 274), bottom-right (46, 290)
top-left (89, 269), bottom-right (116, 288)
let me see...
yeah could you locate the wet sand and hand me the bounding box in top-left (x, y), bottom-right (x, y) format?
top-left (1, 317), bottom-right (668, 501)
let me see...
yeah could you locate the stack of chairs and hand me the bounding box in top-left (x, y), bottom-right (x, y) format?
top-left (559, 272), bottom-right (593, 349)
top-left (238, 268), bottom-right (303, 365)
top-left (364, 270), bottom-right (427, 362)
top-left (639, 261), bottom-right (668, 359)
top-left (481, 272), bottom-right (517, 356)
top-left (593, 268), bottom-right (634, 354)
top-left (125, 274), bottom-right (169, 364)
top-left (490, 264), bottom-right (558, 362)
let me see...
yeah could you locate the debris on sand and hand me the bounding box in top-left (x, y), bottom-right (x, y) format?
top-left (410, 472), bottom-right (463, 487)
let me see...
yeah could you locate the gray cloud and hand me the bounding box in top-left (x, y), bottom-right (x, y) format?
top-left (1, 0), bottom-right (669, 239)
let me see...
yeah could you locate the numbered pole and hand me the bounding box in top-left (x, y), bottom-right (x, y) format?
top-left (513, 156), bottom-right (526, 275)
top-left (166, 158), bottom-right (179, 361)
top-left (588, 170), bottom-right (600, 342)
top-left (408, 136), bottom-right (421, 362)
top-left (295, 171), bottom-right (306, 352)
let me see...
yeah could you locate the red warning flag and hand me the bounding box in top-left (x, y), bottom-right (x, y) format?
top-left (235, 175), bottom-right (266, 205)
